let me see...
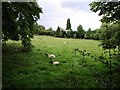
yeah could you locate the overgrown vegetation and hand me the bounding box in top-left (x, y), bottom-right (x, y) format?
top-left (89, 2), bottom-right (120, 88)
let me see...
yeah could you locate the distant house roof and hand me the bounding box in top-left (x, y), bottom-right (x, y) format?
top-left (58, 27), bottom-right (71, 33)
top-left (63, 29), bottom-right (71, 33)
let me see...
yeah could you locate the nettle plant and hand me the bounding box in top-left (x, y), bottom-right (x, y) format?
top-left (74, 48), bottom-right (93, 67)
top-left (97, 49), bottom-right (120, 88)
top-left (74, 47), bottom-right (120, 88)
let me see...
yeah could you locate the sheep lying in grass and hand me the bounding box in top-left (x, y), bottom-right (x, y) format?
top-left (1, 39), bottom-right (3, 43)
top-left (64, 42), bottom-right (68, 44)
top-left (45, 53), bottom-right (56, 58)
top-left (49, 61), bottom-right (60, 65)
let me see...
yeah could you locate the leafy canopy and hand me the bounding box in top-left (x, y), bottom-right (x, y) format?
top-left (55, 26), bottom-right (61, 37)
top-left (77, 25), bottom-right (85, 39)
top-left (89, 1), bottom-right (120, 23)
top-left (2, 2), bottom-right (42, 51)
top-left (89, 1), bottom-right (120, 52)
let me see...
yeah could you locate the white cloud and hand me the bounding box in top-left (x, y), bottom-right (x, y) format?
top-left (37, 0), bottom-right (102, 31)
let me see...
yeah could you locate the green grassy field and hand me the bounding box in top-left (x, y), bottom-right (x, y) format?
top-left (2, 35), bottom-right (119, 88)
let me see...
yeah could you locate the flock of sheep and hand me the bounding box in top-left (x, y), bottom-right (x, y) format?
top-left (45, 53), bottom-right (59, 65)
top-left (45, 41), bottom-right (69, 65)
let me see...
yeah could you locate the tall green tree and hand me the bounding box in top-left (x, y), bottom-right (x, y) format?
top-left (55, 26), bottom-right (60, 37)
top-left (66, 18), bottom-right (72, 30)
top-left (92, 28), bottom-right (102, 40)
top-left (100, 23), bottom-right (116, 49)
top-left (85, 28), bottom-right (92, 39)
top-left (34, 24), bottom-right (45, 35)
top-left (46, 27), bottom-right (54, 36)
top-left (100, 23), bottom-right (120, 50)
top-left (77, 25), bottom-right (85, 39)
top-left (39, 25), bottom-right (45, 31)
top-left (2, 2), bottom-right (42, 51)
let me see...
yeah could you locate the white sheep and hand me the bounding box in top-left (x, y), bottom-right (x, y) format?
top-left (53, 61), bottom-right (59, 65)
top-left (1, 39), bottom-right (3, 43)
top-left (64, 42), bottom-right (68, 44)
top-left (46, 53), bottom-right (56, 58)
top-left (50, 61), bottom-right (60, 65)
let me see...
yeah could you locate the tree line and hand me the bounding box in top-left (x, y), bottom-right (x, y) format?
top-left (34, 18), bottom-right (120, 41)
top-left (34, 18), bottom-right (95, 39)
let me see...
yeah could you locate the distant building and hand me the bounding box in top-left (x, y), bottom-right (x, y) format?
top-left (58, 27), bottom-right (71, 33)
top-left (62, 29), bottom-right (71, 33)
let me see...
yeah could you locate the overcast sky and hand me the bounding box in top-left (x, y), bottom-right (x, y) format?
top-left (37, 0), bottom-right (102, 31)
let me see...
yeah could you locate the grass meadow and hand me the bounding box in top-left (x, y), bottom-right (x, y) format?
top-left (2, 35), bottom-right (120, 88)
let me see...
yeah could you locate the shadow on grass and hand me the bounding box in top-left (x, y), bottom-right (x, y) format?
top-left (2, 42), bottom-right (22, 53)
top-left (2, 42), bottom-right (44, 88)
